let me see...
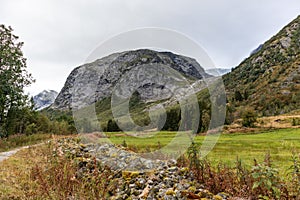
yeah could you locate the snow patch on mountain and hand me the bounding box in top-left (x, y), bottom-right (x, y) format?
top-left (33, 90), bottom-right (58, 110)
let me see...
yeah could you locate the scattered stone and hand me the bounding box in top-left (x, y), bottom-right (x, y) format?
top-left (55, 138), bottom-right (229, 199)
top-left (280, 37), bottom-right (291, 49)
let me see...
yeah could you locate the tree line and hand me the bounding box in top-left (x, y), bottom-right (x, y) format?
top-left (105, 100), bottom-right (212, 133)
top-left (0, 24), bottom-right (75, 138)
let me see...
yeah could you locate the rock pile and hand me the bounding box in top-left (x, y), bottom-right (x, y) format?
top-left (113, 167), bottom-right (229, 200)
top-left (55, 138), bottom-right (229, 200)
top-left (85, 143), bottom-right (171, 171)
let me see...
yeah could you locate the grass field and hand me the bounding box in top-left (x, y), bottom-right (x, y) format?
top-left (102, 128), bottom-right (300, 174)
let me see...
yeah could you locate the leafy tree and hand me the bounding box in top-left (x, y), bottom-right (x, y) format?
top-left (242, 108), bottom-right (257, 127)
top-left (0, 24), bottom-right (34, 137)
top-left (25, 123), bottom-right (37, 135)
top-left (36, 113), bottom-right (51, 133)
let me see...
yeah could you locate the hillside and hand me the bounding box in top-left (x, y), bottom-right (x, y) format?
top-left (224, 15), bottom-right (300, 116)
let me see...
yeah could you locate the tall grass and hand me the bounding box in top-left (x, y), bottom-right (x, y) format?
top-left (177, 144), bottom-right (299, 199)
top-left (28, 140), bottom-right (119, 199)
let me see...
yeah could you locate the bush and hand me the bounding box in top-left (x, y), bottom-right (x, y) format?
top-left (251, 160), bottom-right (281, 198)
top-left (242, 108), bottom-right (257, 127)
top-left (234, 90), bottom-right (244, 101)
top-left (292, 118), bottom-right (300, 126)
top-left (179, 147), bottom-right (289, 199)
top-left (288, 153), bottom-right (300, 198)
top-left (25, 123), bottom-right (37, 135)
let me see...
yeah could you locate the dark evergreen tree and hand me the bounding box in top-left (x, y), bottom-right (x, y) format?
top-left (197, 101), bottom-right (209, 133)
top-left (181, 104), bottom-right (199, 133)
top-left (234, 90), bottom-right (243, 102)
top-left (107, 119), bottom-right (121, 132)
top-left (163, 108), bottom-right (181, 131)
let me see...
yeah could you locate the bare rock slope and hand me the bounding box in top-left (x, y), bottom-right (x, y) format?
top-left (52, 49), bottom-right (211, 110)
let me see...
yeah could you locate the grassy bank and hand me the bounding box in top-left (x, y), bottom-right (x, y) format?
top-left (0, 134), bottom-right (52, 152)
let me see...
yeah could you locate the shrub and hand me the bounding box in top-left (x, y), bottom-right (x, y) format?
top-left (234, 90), bottom-right (243, 101)
top-left (292, 118), bottom-right (300, 126)
top-left (179, 144), bottom-right (290, 199)
top-left (121, 139), bottom-right (127, 147)
top-left (25, 123), bottom-right (37, 135)
top-left (251, 161), bottom-right (281, 198)
top-left (288, 153), bottom-right (300, 198)
top-left (242, 108), bottom-right (257, 127)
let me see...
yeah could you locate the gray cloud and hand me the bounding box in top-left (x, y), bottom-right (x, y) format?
top-left (1, 0), bottom-right (300, 94)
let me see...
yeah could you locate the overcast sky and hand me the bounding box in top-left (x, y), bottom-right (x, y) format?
top-left (1, 0), bottom-right (300, 95)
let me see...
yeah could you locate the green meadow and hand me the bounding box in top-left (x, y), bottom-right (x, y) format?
top-left (104, 128), bottom-right (300, 174)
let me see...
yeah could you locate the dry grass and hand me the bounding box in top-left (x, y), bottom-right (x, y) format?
top-left (0, 137), bottom-right (118, 200)
top-left (0, 145), bottom-right (48, 199)
top-left (0, 134), bottom-right (52, 153)
top-left (224, 114), bottom-right (300, 134)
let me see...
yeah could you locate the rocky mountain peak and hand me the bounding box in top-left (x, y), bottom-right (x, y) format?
top-left (33, 90), bottom-right (58, 110)
top-left (52, 49), bottom-right (211, 110)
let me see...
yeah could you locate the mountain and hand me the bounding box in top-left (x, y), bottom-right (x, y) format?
top-left (33, 90), bottom-right (58, 110)
top-left (51, 15), bottom-right (300, 126)
top-left (52, 49), bottom-right (211, 110)
top-left (250, 44), bottom-right (263, 56)
top-left (224, 15), bottom-right (300, 116)
top-left (205, 68), bottom-right (231, 76)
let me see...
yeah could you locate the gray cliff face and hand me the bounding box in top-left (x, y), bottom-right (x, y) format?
top-left (33, 90), bottom-right (58, 110)
top-left (52, 49), bottom-right (211, 110)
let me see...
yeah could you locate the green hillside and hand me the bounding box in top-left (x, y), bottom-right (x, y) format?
top-left (224, 15), bottom-right (300, 117)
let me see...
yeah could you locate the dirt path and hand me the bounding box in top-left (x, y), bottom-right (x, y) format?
top-left (0, 146), bottom-right (31, 162)
top-left (0, 142), bottom-right (46, 163)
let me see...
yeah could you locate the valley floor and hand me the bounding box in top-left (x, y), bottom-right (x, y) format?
top-left (0, 128), bottom-right (299, 199)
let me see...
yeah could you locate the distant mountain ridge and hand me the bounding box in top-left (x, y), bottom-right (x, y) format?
top-left (205, 68), bottom-right (231, 76)
top-left (250, 44), bottom-right (263, 56)
top-left (33, 90), bottom-right (58, 110)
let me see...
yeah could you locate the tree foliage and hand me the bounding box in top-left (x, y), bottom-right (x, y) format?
top-left (0, 24), bottom-right (34, 137)
top-left (242, 108), bottom-right (257, 128)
